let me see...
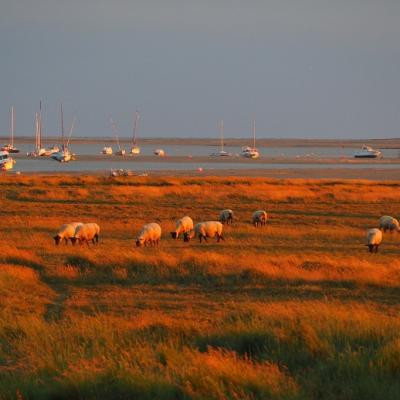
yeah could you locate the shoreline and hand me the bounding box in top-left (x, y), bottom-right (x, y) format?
top-left (6, 167), bottom-right (400, 181)
top-left (2, 136), bottom-right (400, 148)
top-left (11, 153), bottom-right (400, 164)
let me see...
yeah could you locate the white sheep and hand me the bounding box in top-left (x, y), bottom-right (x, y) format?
top-left (219, 209), bottom-right (234, 225)
top-left (252, 210), bottom-right (267, 227)
top-left (170, 216), bottom-right (194, 239)
top-left (184, 221), bottom-right (224, 243)
top-left (71, 223), bottom-right (100, 246)
top-left (366, 228), bottom-right (383, 253)
top-left (379, 215), bottom-right (400, 233)
top-left (53, 222), bottom-right (83, 245)
top-left (136, 223), bottom-right (162, 247)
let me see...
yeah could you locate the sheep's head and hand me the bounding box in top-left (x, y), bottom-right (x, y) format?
top-left (184, 231), bottom-right (195, 242)
top-left (136, 237), bottom-right (145, 247)
top-left (170, 232), bottom-right (178, 239)
top-left (70, 237), bottom-right (78, 246)
top-left (53, 235), bottom-right (61, 245)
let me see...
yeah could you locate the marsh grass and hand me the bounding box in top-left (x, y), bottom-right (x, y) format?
top-left (1, 176), bottom-right (400, 399)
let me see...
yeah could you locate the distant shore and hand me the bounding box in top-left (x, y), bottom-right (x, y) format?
top-left (2, 136), bottom-right (400, 148)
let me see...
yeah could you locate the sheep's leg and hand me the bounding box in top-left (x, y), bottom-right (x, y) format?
top-left (218, 234), bottom-right (225, 241)
top-left (368, 244), bottom-right (373, 253)
top-left (95, 233), bottom-right (99, 243)
top-left (375, 245), bottom-right (379, 253)
top-left (64, 238), bottom-right (68, 245)
top-left (203, 236), bottom-right (208, 242)
top-left (86, 240), bottom-right (90, 247)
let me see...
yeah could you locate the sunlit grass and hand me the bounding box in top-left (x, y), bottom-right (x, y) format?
top-left (1, 175), bottom-right (400, 399)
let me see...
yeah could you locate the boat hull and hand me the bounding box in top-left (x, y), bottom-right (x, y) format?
top-left (354, 155), bottom-right (379, 159)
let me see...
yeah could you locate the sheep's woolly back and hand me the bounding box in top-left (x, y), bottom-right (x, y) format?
top-left (138, 223), bottom-right (162, 242)
top-left (252, 210), bottom-right (267, 222)
top-left (379, 215), bottom-right (400, 230)
top-left (74, 223), bottom-right (100, 240)
top-left (219, 209), bottom-right (233, 221)
top-left (57, 222), bottom-right (83, 239)
top-left (175, 216), bottom-right (194, 233)
top-left (195, 221), bottom-right (223, 237)
top-left (367, 228), bottom-right (383, 245)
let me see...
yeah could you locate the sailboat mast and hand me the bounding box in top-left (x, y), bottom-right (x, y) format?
top-left (38, 101), bottom-right (42, 149)
top-left (10, 106), bottom-right (14, 147)
top-left (60, 102), bottom-right (64, 149)
top-left (133, 111), bottom-right (139, 145)
top-left (252, 119), bottom-right (256, 149)
top-left (220, 120), bottom-right (224, 152)
top-left (35, 112), bottom-right (38, 150)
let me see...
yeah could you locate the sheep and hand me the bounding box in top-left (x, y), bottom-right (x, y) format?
top-left (219, 209), bottom-right (234, 225)
top-left (379, 215), bottom-right (400, 233)
top-left (136, 223), bottom-right (162, 247)
top-left (252, 210), bottom-right (267, 227)
top-left (53, 222), bottom-right (83, 245)
top-left (71, 223), bottom-right (100, 246)
top-left (184, 221), bottom-right (224, 243)
top-left (366, 228), bottom-right (383, 253)
top-left (170, 216), bottom-right (194, 239)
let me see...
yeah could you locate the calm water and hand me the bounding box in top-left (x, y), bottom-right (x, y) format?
top-left (6, 143), bottom-right (400, 173)
top-left (14, 142), bottom-right (400, 158)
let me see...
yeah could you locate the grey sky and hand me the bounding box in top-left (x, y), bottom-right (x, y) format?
top-left (1, 0), bottom-right (399, 138)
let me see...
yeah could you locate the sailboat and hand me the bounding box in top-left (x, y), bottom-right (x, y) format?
top-left (211, 120), bottom-right (231, 156)
top-left (241, 119), bottom-right (260, 159)
top-left (51, 103), bottom-right (73, 163)
top-left (130, 111), bottom-right (141, 154)
top-left (1, 106), bottom-right (20, 153)
top-left (27, 103), bottom-right (47, 157)
top-left (110, 118), bottom-right (126, 156)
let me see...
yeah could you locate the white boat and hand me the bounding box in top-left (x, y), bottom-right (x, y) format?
top-left (154, 149), bottom-right (165, 156)
top-left (211, 120), bottom-right (232, 157)
top-left (102, 146), bottom-right (113, 155)
top-left (354, 145), bottom-right (382, 159)
top-left (1, 106), bottom-right (20, 153)
top-left (51, 103), bottom-right (74, 163)
top-left (0, 150), bottom-right (15, 171)
top-left (130, 111), bottom-right (141, 154)
top-left (241, 120), bottom-right (260, 159)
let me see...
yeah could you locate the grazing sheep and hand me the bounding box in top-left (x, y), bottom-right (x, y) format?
top-left (53, 222), bottom-right (83, 245)
top-left (71, 223), bottom-right (100, 246)
top-left (252, 210), bottom-right (267, 227)
top-left (379, 215), bottom-right (400, 233)
top-left (136, 223), bottom-right (162, 247)
top-left (219, 209), bottom-right (234, 225)
top-left (170, 216), bottom-right (194, 239)
top-left (366, 228), bottom-right (383, 253)
top-left (184, 221), bottom-right (224, 243)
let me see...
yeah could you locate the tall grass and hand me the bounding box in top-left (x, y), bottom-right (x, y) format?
top-left (1, 176), bottom-right (400, 399)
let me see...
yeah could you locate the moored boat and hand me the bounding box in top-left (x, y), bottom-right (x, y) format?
top-left (130, 111), bottom-right (141, 154)
top-left (354, 145), bottom-right (382, 158)
top-left (241, 120), bottom-right (260, 159)
top-left (0, 151), bottom-right (15, 171)
top-left (1, 106), bottom-right (20, 153)
top-left (154, 149), bottom-right (165, 156)
top-left (210, 120), bottom-right (232, 157)
top-left (102, 146), bottom-right (113, 155)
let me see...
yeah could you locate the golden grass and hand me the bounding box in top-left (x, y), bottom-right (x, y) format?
top-left (1, 175), bottom-right (400, 399)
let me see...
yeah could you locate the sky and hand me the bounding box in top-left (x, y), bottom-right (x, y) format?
top-left (1, 0), bottom-right (399, 139)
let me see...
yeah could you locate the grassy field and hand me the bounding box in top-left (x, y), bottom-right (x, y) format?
top-left (1, 175), bottom-right (400, 399)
